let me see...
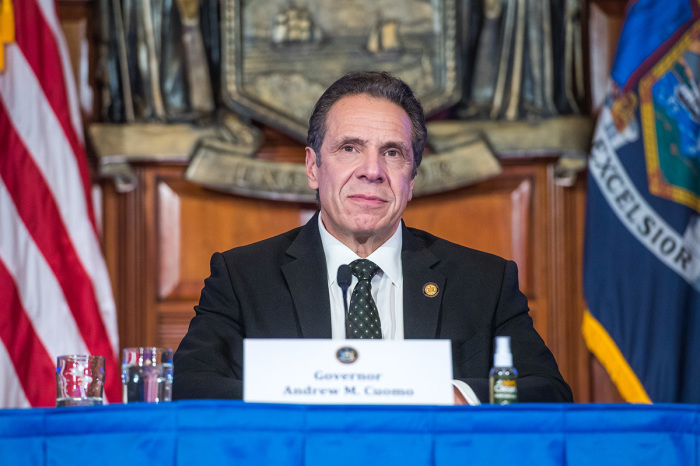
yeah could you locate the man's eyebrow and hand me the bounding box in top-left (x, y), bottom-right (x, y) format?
top-left (332, 137), bottom-right (367, 149)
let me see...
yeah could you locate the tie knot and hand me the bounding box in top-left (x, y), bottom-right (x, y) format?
top-left (350, 259), bottom-right (380, 281)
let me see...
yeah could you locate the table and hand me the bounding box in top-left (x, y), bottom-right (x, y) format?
top-left (1, 401), bottom-right (698, 465)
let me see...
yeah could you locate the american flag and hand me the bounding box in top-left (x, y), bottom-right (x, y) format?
top-left (0, 0), bottom-right (120, 406)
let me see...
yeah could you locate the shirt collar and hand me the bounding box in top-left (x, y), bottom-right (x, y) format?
top-left (318, 213), bottom-right (403, 287)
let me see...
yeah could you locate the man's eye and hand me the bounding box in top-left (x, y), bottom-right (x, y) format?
top-left (342, 146), bottom-right (356, 152)
top-left (385, 150), bottom-right (398, 157)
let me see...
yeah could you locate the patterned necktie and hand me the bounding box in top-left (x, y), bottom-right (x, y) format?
top-left (348, 259), bottom-right (382, 339)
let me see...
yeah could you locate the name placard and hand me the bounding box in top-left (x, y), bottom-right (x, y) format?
top-left (243, 339), bottom-right (453, 405)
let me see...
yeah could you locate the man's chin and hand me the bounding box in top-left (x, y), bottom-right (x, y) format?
top-left (349, 217), bottom-right (398, 238)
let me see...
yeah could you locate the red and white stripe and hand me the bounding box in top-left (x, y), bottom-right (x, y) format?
top-left (0, 0), bottom-right (120, 407)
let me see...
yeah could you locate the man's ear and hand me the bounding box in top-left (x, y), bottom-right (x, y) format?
top-left (305, 147), bottom-right (319, 190)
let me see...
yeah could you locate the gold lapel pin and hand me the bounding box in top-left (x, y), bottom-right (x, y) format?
top-left (423, 282), bottom-right (439, 298)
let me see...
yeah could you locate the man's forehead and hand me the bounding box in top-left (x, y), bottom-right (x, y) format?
top-left (324, 94), bottom-right (411, 136)
top-left (329, 93), bottom-right (404, 114)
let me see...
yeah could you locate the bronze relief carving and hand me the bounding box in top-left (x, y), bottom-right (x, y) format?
top-left (182, 0), bottom-right (506, 201)
top-left (91, 0), bottom-right (591, 199)
top-left (222, 0), bottom-right (460, 141)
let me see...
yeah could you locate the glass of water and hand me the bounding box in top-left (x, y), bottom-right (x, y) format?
top-left (121, 347), bottom-right (173, 403)
top-left (56, 355), bottom-right (105, 407)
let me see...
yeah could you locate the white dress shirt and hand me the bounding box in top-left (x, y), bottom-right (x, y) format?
top-left (318, 214), bottom-right (404, 340)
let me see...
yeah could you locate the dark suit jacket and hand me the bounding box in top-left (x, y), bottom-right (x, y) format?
top-left (173, 212), bottom-right (573, 403)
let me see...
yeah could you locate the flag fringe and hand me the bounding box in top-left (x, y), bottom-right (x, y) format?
top-left (582, 310), bottom-right (652, 403)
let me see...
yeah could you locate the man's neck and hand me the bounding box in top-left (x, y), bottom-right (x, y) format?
top-left (334, 233), bottom-right (387, 259)
top-left (319, 213), bottom-right (400, 258)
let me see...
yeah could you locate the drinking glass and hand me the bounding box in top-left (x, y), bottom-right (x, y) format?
top-left (56, 355), bottom-right (105, 407)
top-left (121, 347), bottom-right (173, 403)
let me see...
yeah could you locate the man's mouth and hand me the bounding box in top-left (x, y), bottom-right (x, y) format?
top-left (348, 194), bottom-right (386, 204)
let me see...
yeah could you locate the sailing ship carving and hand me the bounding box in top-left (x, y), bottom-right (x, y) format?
top-left (271, 6), bottom-right (324, 46)
top-left (366, 19), bottom-right (402, 56)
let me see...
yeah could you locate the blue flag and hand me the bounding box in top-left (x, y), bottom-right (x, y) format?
top-left (583, 0), bottom-right (700, 403)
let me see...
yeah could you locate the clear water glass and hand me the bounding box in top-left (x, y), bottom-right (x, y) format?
top-left (121, 347), bottom-right (173, 403)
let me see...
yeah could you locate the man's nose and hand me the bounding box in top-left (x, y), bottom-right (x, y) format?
top-left (357, 151), bottom-right (385, 182)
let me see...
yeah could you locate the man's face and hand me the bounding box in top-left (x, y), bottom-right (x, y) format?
top-left (305, 94), bottom-right (415, 250)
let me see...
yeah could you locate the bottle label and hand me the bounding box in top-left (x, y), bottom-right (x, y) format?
top-left (491, 378), bottom-right (517, 404)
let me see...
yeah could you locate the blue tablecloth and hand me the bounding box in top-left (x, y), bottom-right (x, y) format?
top-left (0, 401), bottom-right (698, 465)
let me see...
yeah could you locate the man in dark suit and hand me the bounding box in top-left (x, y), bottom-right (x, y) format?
top-left (173, 71), bottom-right (572, 404)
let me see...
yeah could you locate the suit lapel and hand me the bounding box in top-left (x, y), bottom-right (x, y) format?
top-left (281, 212), bottom-right (332, 338)
top-left (402, 225), bottom-right (445, 339)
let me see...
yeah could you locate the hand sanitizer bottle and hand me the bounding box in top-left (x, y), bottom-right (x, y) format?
top-left (489, 336), bottom-right (518, 404)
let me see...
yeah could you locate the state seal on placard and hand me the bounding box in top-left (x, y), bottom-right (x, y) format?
top-left (336, 347), bottom-right (358, 364)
